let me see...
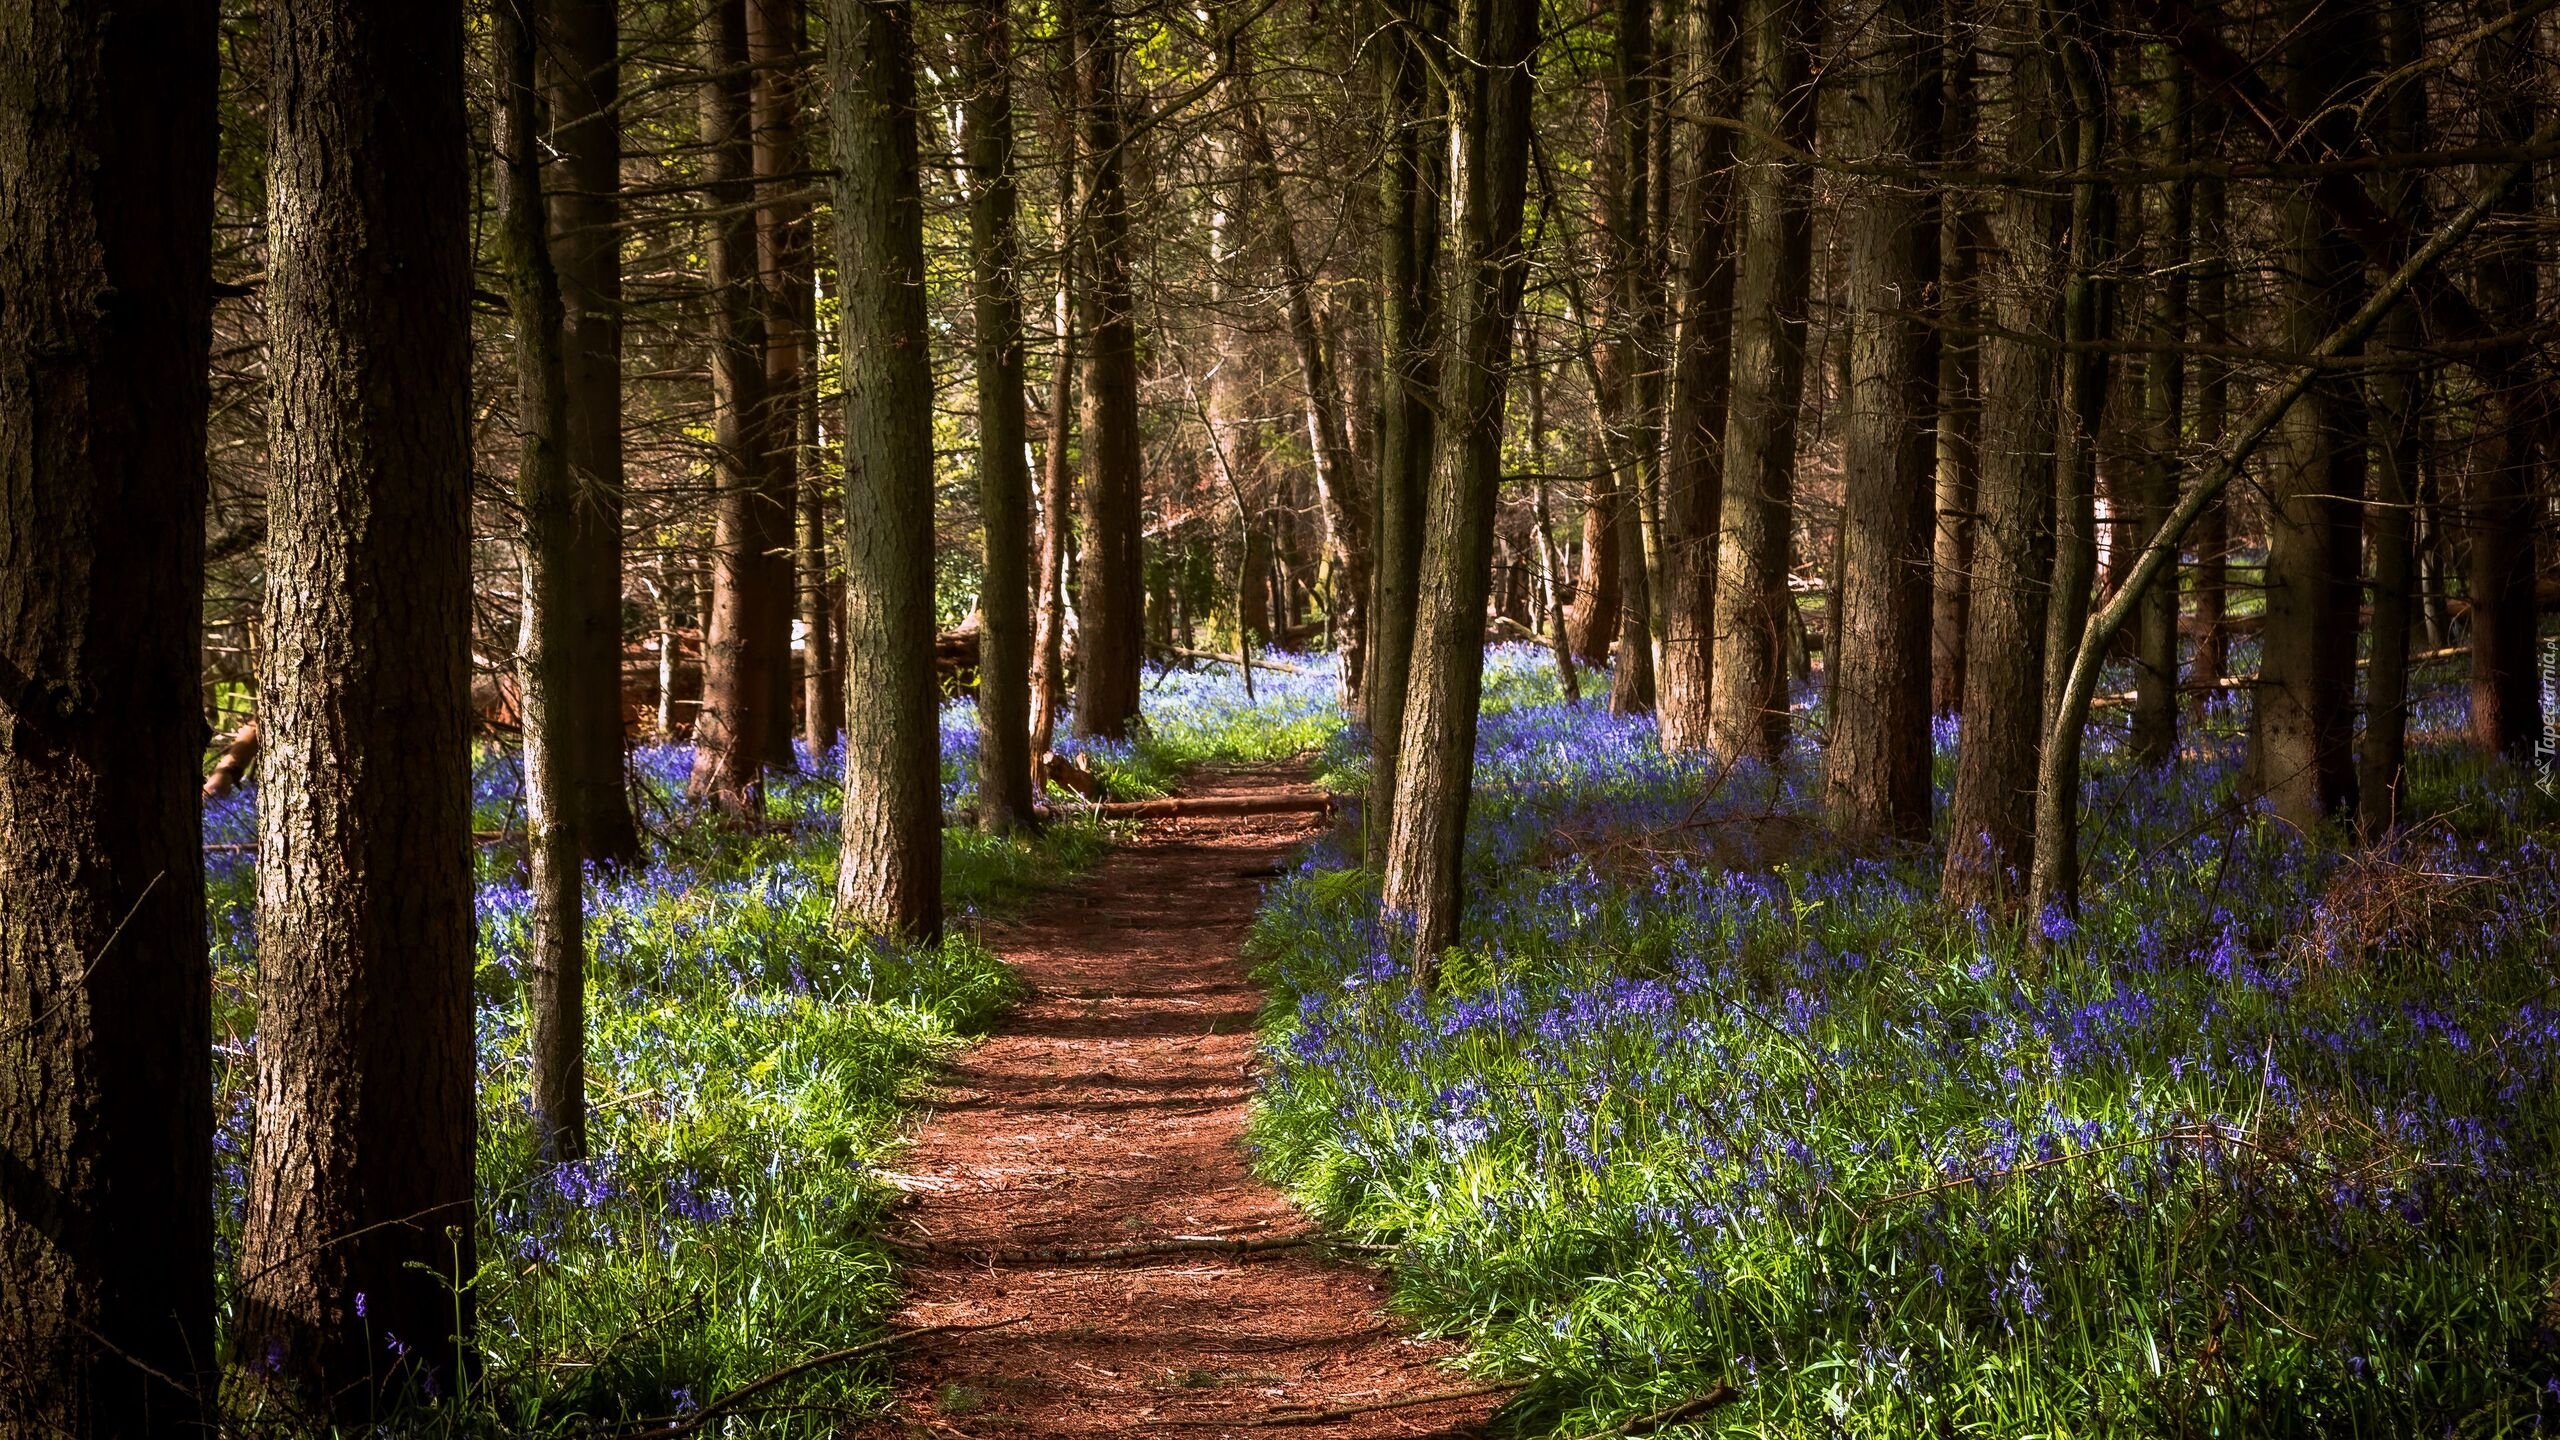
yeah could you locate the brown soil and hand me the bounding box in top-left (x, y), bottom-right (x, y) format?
top-left (870, 766), bottom-right (1499, 1439)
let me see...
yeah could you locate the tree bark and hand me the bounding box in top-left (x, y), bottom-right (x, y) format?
top-left (1030, 102), bottom-right (1076, 769)
top-left (752, 0), bottom-right (812, 772)
top-left (1824, 0), bottom-right (1942, 841)
top-left (544, 0), bottom-right (642, 865)
top-left (2252, 0), bottom-right (2370, 829)
top-left (2189, 156), bottom-right (2229, 715)
top-left (689, 0), bottom-right (779, 812)
top-left (1380, 0), bottom-right (1540, 977)
top-left (2467, 0), bottom-right (2543, 761)
top-left (237, 0), bottom-right (476, 1409)
top-left (829, 0), bottom-right (944, 939)
top-left (1657, 0), bottom-right (1738, 751)
top-left (1069, 0), bottom-right (1144, 739)
top-left (2130, 61), bottom-right (2189, 767)
top-left (2358, 0), bottom-right (2426, 836)
top-left (498, 0), bottom-right (588, 1164)
top-left (1707, 0), bottom-right (1817, 765)
top-left (1600, 0), bottom-right (1659, 717)
top-left (0, 5), bottom-right (218, 1430)
top-left (1365, 0), bottom-right (1445, 851)
top-left (1942, 3), bottom-right (2061, 907)
top-left (1564, 451), bottom-right (1623, 665)
top-left (966, 0), bottom-right (1039, 833)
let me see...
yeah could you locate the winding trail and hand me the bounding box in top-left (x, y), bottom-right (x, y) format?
top-left (872, 767), bottom-right (1498, 1439)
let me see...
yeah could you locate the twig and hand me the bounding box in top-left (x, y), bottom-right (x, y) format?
top-left (608, 1315), bottom-right (1028, 1439)
top-left (1256, 1380), bottom-right (1526, 1426)
top-left (1564, 1386), bottom-right (1743, 1440)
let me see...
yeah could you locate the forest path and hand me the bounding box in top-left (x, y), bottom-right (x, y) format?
top-left (869, 765), bottom-right (1498, 1439)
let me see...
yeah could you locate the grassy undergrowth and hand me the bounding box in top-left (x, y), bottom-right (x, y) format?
top-left (1250, 647), bottom-right (2560, 1437)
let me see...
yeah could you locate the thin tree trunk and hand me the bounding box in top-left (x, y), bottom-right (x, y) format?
top-left (1942, 2), bottom-right (2062, 907)
top-left (2252, 0), bottom-right (2369, 828)
top-left (1029, 113), bottom-right (1076, 768)
top-left (1381, 0), bottom-right (1539, 977)
top-left (752, 0), bottom-right (812, 772)
top-left (1527, 326), bottom-right (1584, 701)
top-left (2189, 156), bottom-right (2229, 714)
top-left (237, 0), bottom-right (476, 1408)
top-left (2038, 1), bottom-right (2117, 763)
top-left (2130, 61), bottom-right (2189, 767)
top-left (688, 0), bottom-right (778, 813)
top-left (1707, 0), bottom-right (1817, 765)
top-left (829, 0), bottom-right (943, 938)
top-left (545, 0), bottom-right (642, 864)
top-left (966, 0), bottom-right (1038, 833)
top-left (2358, 0), bottom-right (2426, 836)
top-left (1657, 0), bottom-right (1737, 751)
top-left (1825, 0), bottom-right (1942, 841)
top-left (497, 0), bottom-right (587, 1164)
top-left (2467, 0), bottom-right (2543, 760)
top-left (1069, 0), bottom-right (1144, 739)
top-left (0, 6), bottom-right (218, 1430)
top-left (799, 343), bottom-right (840, 756)
top-left (1365, 0), bottom-right (1445, 852)
top-left (1601, 0), bottom-right (1659, 716)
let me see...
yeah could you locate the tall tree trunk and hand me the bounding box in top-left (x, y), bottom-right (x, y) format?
top-left (688, 0), bottom-right (779, 812)
top-left (545, 0), bottom-right (642, 864)
top-left (2358, 0), bottom-right (2426, 835)
top-left (1527, 326), bottom-right (1586, 701)
top-left (1825, 0), bottom-right (1942, 840)
top-left (2253, 0), bottom-right (2369, 828)
top-left (1930, 166), bottom-right (1981, 719)
top-left (1707, 0), bottom-right (1817, 765)
top-left (1380, 0), bottom-right (1540, 977)
top-left (1365, 0), bottom-right (1445, 851)
top-left (1069, 0), bottom-right (1144, 738)
top-left (1601, 0), bottom-right (1659, 716)
top-left (829, 0), bottom-right (943, 938)
top-left (2189, 157), bottom-right (2229, 714)
top-left (237, 0), bottom-right (476, 1409)
top-left (1564, 453), bottom-right (1623, 664)
top-left (1942, 2), bottom-right (2062, 907)
top-left (0, 6), bottom-right (217, 1431)
top-left (1029, 115), bottom-right (1076, 767)
top-left (753, 0), bottom-right (812, 772)
top-left (2130, 61), bottom-right (2189, 767)
top-left (1657, 0), bottom-right (1737, 751)
top-left (2467, 0), bottom-right (2543, 760)
top-left (1234, 57), bottom-right (1371, 709)
top-left (1205, 120), bottom-right (1267, 649)
top-left (966, 0), bottom-right (1038, 833)
top-left (498, 0), bottom-right (587, 1164)
top-left (799, 329), bottom-right (840, 756)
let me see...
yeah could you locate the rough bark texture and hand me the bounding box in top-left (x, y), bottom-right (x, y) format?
top-left (2253, 0), bottom-right (2368, 828)
top-left (688, 0), bottom-right (780, 811)
top-left (2467, 0), bottom-right (2543, 761)
top-left (1942, 9), bottom-right (2061, 907)
top-left (499, 0), bottom-right (588, 1164)
top-left (1824, 0), bottom-right (1942, 840)
top-left (2189, 163), bottom-right (2230, 713)
top-left (1565, 457), bottom-right (1623, 666)
top-left (2037, 2), bottom-right (2116, 761)
top-left (1070, 0), bottom-right (1144, 739)
top-left (0, 5), bottom-right (217, 1431)
top-left (1929, 21), bottom-right (1981, 720)
top-left (2359, 0), bottom-right (2426, 835)
top-left (967, 0), bottom-right (1039, 833)
top-left (1707, 0), bottom-right (1817, 765)
top-left (544, 0), bottom-right (641, 865)
top-left (1364, 0), bottom-right (1444, 849)
top-left (1600, 0), bottom-right (1659, 717)
top-left (1380, 0), bottom-right (1539, 976)
top-left (237, 0), bottom-right (477, 1410)
top-left (1031, 262), bottom-right (1076, 768)
top-left (1656, 0), bottom-right (1738, 753)
top-left (830, 0), bottom-right (944, 939)
top-left (2130, 64), bottom-right (2189, 768)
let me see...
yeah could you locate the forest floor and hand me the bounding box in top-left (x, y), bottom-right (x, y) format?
top-left (867, 765), bottom-right (1501, 1440)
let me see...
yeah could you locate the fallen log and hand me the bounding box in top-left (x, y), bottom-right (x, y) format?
top-left (202, 719), bottom-right (259, 799)
top-left (1161, 644), bottom-right (1317, 677)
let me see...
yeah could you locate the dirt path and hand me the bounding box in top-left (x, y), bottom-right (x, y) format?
top-left (872, 767), bottom-right (1499, 1439)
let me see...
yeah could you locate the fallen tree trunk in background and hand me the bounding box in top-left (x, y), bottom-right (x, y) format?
top-left (202, 719), bottom-right (259, 798)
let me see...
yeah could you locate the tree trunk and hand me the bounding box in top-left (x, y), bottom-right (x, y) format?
top-left (2189, 156), bottom-right (2229, 715)
top-left (2130, 61), bottom-right (2189, 767)
top-left (1942, 2), bottom-right (2062, 907)
top-left (829, 0), bottom-right (944, 938)
top-left (0, 6), bottom-right (217, 1430)
top-left (2467, 0), bottom-right (2543, 761)
top-left (965, 0), bottom-right (1038, 833)
top-left (1657, 0), bottom-right (1737, 751)
top-left (753, 0), bottom-right (812, 773)
top-left (2358, 0), bottom-right (2426, 836)
top-left (2253, 0), bottom-right (2369, 829)
top-left (1069, 0), bottom-right (1144, 739)
top-left (498, 0), bottom-right (587, 1164)
top-left (1365, 0), bottom-right (1445, 851)
top-left (799, 363), bottom-right (840, 756)
top-left (1029, 116), bottom-right (1076, 768)
top-left (1824, 0), bottom-right (1942, 841)
top-left (236, 0), bottom-right (476, 1409)
top-left (1707, 0), bottom-right (1817, 765)
top-left (1600, 0), bottom-right (1659, 717)
top-left (688, 0), bottom-right (779, 813)
top-left (1564, 451), bottom-right (1623, 665)
top-left (544, 0), bottom-right (641, 865)
top-left (1380, 0), bottom-right (1540, 977)
top-left (1526, 326), bottom-right (1585, 701)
